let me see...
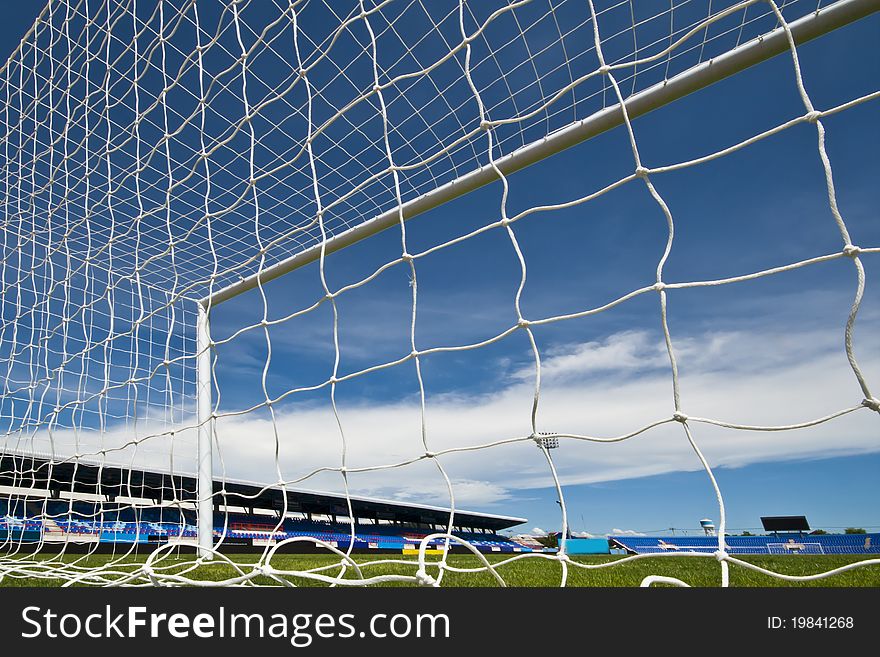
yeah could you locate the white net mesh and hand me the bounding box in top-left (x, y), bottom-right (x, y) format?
top-left (0, 0), bottom-right (878, 586)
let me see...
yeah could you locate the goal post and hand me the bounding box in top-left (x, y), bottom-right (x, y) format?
top-left (194, 0), bottom-right (880, 558)
top-left (196, 301), bottom-right (213, 559)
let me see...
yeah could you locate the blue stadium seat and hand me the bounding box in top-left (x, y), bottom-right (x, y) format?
top-left (609, 533), bottom-right (880, 555)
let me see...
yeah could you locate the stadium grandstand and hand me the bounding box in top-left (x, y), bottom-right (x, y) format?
top-left (4, 449), bottom-right (877, 559)
top-left (0, 452), bottom-right (528, 555)
top-left (610, 533), bottom-right (880, 556)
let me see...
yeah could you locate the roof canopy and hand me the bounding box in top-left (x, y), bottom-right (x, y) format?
top-left (0, 452), bottom-right (524, 532)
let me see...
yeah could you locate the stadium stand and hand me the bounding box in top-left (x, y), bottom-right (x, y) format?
top-left (0, 451), bottom-right (528, 555)
top-left (610, 533), bottom-right (880, 555)
top-left (0, 449), bottom-right (527, 554)
top-left (0, 499), bottom-right (524, 553)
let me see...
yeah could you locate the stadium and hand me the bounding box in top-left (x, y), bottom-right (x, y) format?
top-left (0, 451), bottom-right (528, 554)
top-left (0, 0), bottom-right (878, 588)
top-left (4, 451), bottom-right (879, 558)
top-left (3, 449), bottom-right (880, 586)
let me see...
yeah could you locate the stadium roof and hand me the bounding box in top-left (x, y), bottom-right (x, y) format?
top-left (0, 451), bottom-right (525, 532)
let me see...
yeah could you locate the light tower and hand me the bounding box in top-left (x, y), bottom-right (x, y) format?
top-left (536, 433), bottom-right (569, 545)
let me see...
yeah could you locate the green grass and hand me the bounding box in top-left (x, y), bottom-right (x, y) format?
top-left (2, 553), bottom-right (879, 587)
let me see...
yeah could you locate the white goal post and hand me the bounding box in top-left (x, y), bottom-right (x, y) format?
top-left (0, 0), bottom-right (878, 587)
top-left (767, 542), bottom-right (825, 554)
top-left (195, 0), bottom-right (880, 562)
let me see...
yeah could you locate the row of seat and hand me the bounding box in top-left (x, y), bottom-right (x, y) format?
top-left (610, 533), bottom-right (880, 555)
top-left (1, 513), bottom-right (525, 552)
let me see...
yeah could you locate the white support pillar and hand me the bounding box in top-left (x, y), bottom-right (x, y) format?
top-left (196, 302), bottom-right (214, 559)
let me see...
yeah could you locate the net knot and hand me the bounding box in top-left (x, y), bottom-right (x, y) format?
top-left (424, 451), bottom-right (435, 459)
top-left (253, 564), bottom-right (273, 577)
top-left (863, 397), bottom-right (880, 412)
top-left (517, 318), bottom-right (531, 329)
top-left (714, 549), bottom-right (727, 562)
top-left (598, 64), bottom-right (611, 75)
top-left (843, 244), bottom-right (861, 257)
top-left (804, 110), bottom-right (822, 123)
top-left (401, 252), bottom-right (414, 262)
top-left (634, 166), bottom-right (650, 179)
top-left (415, 570), bottom-right (438, 587)
top-left (672, 411), bottom-right (688, 423)
top-left (479, 120), bottom-right (493, 131)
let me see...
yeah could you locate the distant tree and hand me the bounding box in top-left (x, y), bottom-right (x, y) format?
top-left (534, 533), bottom-right (558, 548)
top-left (741, 531), bottom-right (754, 536)
top-left (844, 527), bottom-right (867, 534)
top-left (809, 529), bottom-right (828, 535)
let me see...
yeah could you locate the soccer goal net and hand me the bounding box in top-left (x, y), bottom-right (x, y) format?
top-left (767, 542), bottom-right (824, 555)
top-left (0, 0), bottom-right (878, 587)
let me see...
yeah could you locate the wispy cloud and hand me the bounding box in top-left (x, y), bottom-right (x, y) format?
top-left (512, 330), bottom-right (670, 381)
top-left (609, 528), bottom-right (647, 537)
top-left (17, 321), bottom-right (879, 513)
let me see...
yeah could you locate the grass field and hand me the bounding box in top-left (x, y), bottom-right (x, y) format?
top-left (2, 553), bottom-right (879, 587)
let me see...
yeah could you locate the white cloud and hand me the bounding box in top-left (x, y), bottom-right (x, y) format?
top-left (512, 329), bottom-right (670, 381)
top-left (208, 322), bottom-right (878, 507)
top-left (531, 527), bottom-right (548, 536)
top-left (609, 528), bottom-right (647, 536)
top-left (13, 321), bottom-right (879, 514)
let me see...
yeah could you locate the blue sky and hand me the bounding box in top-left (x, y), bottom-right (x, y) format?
top-left (2, 2), bottom-right (878, 537)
